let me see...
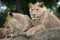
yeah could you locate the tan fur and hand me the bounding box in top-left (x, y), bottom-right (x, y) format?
top-left (4, 12), bottom-right (33, 37)
top-left (22, 2), bottom-right (60, 37)
top-left (4, 2), bottom-right (60, 37)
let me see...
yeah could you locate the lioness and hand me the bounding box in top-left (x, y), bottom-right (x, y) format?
top-left (4, 12), bottom-right (33, 38)
top-left (22, 2), bottom-right (60, 37)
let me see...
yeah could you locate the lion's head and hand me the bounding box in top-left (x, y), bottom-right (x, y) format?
top-left (29, 2), bottom-right (48, 20)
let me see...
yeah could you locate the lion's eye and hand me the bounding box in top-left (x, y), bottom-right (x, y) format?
top-left (40, 5), bottom-right (43, 8)
top-left (36, 9), bottom-right (39, 11)
top-left (32, 9), bottom-right (34, 10)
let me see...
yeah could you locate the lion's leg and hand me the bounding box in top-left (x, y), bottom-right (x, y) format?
top-left (25, 24), bottom-right (45, 37)
top-left (21, 21), bottom-right (33, 32)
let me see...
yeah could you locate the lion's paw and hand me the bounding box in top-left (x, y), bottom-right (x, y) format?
top-left (25, 31), bottom-right (35, 38)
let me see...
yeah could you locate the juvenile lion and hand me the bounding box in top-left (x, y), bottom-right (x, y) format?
top-left (22, 2), bottom-right (60, 37)
top-left (4, 12), bottom-right (33, 38)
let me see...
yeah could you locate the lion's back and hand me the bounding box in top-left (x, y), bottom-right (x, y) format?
top-left (46, 13), bottom-right (60, 28)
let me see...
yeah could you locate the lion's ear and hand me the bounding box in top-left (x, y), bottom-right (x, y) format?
top-left (29, 3), bottom-right (33, 8)
top-left (8, 12), bottom-right (13, 17)
top-left (38, 2), bottom-right (44, 8)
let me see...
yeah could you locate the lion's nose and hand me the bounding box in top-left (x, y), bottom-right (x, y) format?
top-left (33, 14), bottom-right (35, 16)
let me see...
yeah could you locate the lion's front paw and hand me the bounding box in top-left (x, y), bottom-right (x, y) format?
top-left (7, 34), bottom-right (13, 38)
top-left (25, 31), bottom-right (35, 38)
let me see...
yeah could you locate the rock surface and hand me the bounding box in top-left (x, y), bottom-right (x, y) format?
top-left (1, 27), bottom-right (60, 40)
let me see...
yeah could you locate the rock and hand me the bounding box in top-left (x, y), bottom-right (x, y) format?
top-left (1, 27), bottom-right (60, 40)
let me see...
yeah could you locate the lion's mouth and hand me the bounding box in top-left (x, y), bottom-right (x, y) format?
top-left (31, 15), bottom-right (40, 20)
top-left (31, 16), bottom-right (39, 20)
